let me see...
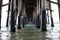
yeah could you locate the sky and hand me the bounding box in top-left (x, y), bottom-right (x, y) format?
top-left (1, 0), bottom-right (59, 26)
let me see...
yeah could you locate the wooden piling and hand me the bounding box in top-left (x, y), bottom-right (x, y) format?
top-left (6, 0), bottom-right (11, 27)
top-left (58, 0), bottom-right (60, 23)
top-left (10, 0), bottom-right (15, 32)
top-left (49, 1), bottom-right (54, 27)
top-left (41, 0), bottom-right (47, 31)
top-left (0, 0), bottom-right (2, 29)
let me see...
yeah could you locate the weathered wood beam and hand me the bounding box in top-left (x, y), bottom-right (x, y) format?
top-left (58, 0), bottom-right (60, 21)
top-left (50, 10), bottom-right (54, 27)
top-left (14, 0), bottom-right (18, 26)
top-left (41, 0), bottom-right (47, 31)
top-left (10, 0), bottom-right (15, 32)
top-left (18, 15), bottom-right (21, 29)
top-left (2, 3), bottom-right (10, 7)
top-left (36, 0), bottom-right (40, 29)
top-left (47, 0), bottom-right (60, 5)
top-left (17, 0), bottom-right (21, 29)
top-left (36, 16), bottom-right (40, 29)
top-left (42, 10), bottom-right (47, 31)
top-left (6, 0), bottom-right (11, 27)
top-left (22, 17), bottom-right (25, 27)
top-left (49, 1), bottom-right (54, 27)
top-left (0, 0), bottom-right (2, 29)
top-left (22, 5), bottom-right (25, 27)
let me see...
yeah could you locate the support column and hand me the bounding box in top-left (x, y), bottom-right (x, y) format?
top-left (22, 0), bottom-right (25, 27)
top-left (18, 15), bottom-right (21, 29)
top-left (6, 0), bottom-right (11, 27)
top-left (41, 0), bottom-right (47, 31)
top-left (36, 0), bottom-right (40, 29)
top-left (18, 8), bottom-right (22, 29)
top-left (10, 0), bottom-right (15, 32)
top-left (58, 5), bottom-right (60, 21)
top-left (42, 10), bottom-right (47, 31)
top-left (50, 10), bottom-right (54, 27)
top-left (0, 0), bottom-right (2, 29)
top-left (58, 0), bottom-right (60, 23)
top-left (49, 1), bottom-right (54, 27)
top-left (17, 0), bottom-right (21, 29)
top-left (22, 17), bottom-right (25, 27)
top-left (15, 0), bottom-right (18, 25)
top-left (36, 16), bottom-right (40, 29)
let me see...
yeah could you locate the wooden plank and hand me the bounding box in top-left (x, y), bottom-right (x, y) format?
top-left (48, 0), bottom-right (60, 5)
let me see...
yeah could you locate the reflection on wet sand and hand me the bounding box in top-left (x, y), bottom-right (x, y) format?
top-left (0, 24), bottom-right (60, 40)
